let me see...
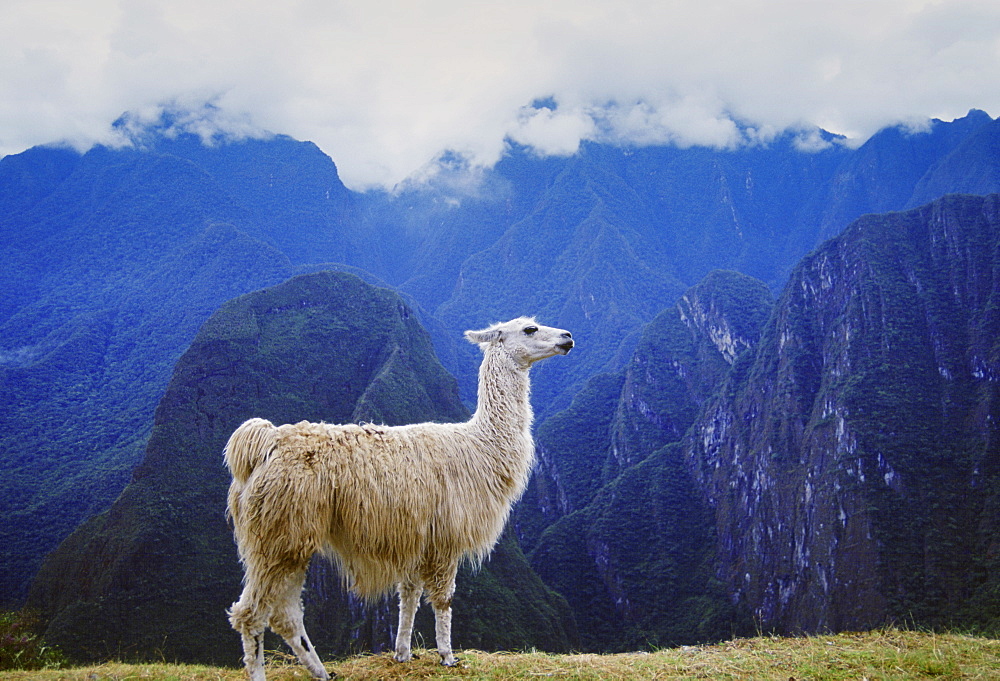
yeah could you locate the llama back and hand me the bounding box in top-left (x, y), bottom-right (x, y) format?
top-left (225, 417), bottom-right (529, 591)
top-left (294, 421), bottom-right (440, 595)
top-left (260, 420), bottom-right (500, 596)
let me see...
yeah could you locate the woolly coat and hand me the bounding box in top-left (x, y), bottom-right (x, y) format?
top-left (225, 341), bottom-right (534, 597)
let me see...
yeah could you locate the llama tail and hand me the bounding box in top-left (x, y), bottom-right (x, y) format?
top-left (224, 417), bottom-right (277, 485)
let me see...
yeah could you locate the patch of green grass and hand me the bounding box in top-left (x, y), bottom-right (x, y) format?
top-left (0, 611), bottom-right (67, 671)
top-left (3, 629), bottom-right (998, 680)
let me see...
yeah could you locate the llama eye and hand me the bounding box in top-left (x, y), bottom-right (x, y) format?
top-left (523, 326), bottom-right (538, 335)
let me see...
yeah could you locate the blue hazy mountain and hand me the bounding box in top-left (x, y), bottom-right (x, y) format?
top-left (26, 271), bottom-right (575, 662)
top-left (3, 110), bottom-right (999, 638)
top-left (519, 194), bottom-right (1000, 645)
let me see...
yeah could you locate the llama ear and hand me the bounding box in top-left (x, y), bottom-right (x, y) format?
top-left (465, 328), bottom-right (501, 346)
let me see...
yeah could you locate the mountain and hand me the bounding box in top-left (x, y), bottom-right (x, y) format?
top-left (686, 193), bottom-right (1000, 633)
top-left (517, 194), bottom-right (1000, 643)
top-left (910, 116), bottom-right (1000, 207)
top-left (4, 108), bottom-right (1000, 615)
top-left (0, 144), bottom-right (299, 605)
top-left (0, 131), bottom-right (431, 606)
top-left (25, 271), bottom-right (576, 663)
top-left (393, 112), bottom-right (1000, 416)
top-left (429, 137), bottom-right (848, 415)
top-left (516, 270), bottom-right (774, 649)
top-left (815, 109), bottom-right (996, 241)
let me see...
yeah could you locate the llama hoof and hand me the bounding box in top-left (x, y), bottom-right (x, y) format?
top-left (440, 655), bottom-right (458, 667)
top-left (307, 662), bottom-right (331, 680)
top-left (393, 652), bottom-right (412, 663)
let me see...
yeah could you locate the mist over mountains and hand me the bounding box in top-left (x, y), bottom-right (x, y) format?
top-left (2, 108), bottom-right (999, 657)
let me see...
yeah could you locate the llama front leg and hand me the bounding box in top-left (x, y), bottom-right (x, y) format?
top-left (394, 579), bottom-right (422, 662)
top-left (433, 603), bottom-right (456, 666)
top-left (425, 563), bottom-right (459, 666)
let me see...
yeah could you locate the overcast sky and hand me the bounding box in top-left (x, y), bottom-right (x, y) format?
top-left (2, 0), bottom-right (999, 189)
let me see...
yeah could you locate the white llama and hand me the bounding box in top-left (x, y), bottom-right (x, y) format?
top-left (224, 317), bottom-right (573, 680)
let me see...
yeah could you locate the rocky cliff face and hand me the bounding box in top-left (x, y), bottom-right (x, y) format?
top-left (523, 271), bottom-right (774, 533)
top-left (687, 193), bottom-right (1000, 633)
top-left (519, 194), bottom-right (999, 646)
top-left (27, 271), bottom-right (575, 664)
top-left (518, 270), bottom-right (774, 649)
top-left (6, 111), bottom-right (1000, 610)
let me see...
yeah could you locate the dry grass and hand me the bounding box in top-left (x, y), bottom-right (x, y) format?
top-left (5, 629), bottom-right (999, 680)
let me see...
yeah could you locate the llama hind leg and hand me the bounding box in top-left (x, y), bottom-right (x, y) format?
top-left (231, 560), bottom-right (318, 681)
top-left (229, 590), bottom-right (268, 681)
top-left (394, 578), bottom-right (422, 663)
top-left (269, 570), bottom-right (329, 680)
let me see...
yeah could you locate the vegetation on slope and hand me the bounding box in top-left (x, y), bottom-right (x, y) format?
top-left (684, 193), bottom-right (1000, 634)
top-left (26, 272), bottom-right (574, 665)
top-left (6, 111), bottom-right (1000, 655)
top-left (519, 271), bottom-right (774, 650)
top-left (4, 629), bottom-right (999, 680)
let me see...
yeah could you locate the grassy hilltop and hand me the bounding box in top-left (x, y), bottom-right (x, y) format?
top-left (5, 629), bottom-right (1000, 680)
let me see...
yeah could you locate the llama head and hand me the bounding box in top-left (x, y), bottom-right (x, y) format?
top-left (465, 317), bottom-right (574, 367)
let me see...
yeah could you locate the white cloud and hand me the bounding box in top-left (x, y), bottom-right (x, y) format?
top-left (1, 0), bottom-right (999, 189)
top-left (591, 97), bottom-right (744, 149)
top-left (508, 105), bottom-right (595, 156)
top-left (792, 129), bottom-right (835, 153)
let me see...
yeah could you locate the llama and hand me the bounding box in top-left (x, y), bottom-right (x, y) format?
top-left (224, 317), bottom-right (573, 680)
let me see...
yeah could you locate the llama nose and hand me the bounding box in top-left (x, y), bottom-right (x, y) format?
top-left (561, 331), bottom-right (572, 339)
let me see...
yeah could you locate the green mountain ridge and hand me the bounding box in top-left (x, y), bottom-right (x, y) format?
top-left (687, 193), bottom-right (1000, 633)
top-left (4, 109), bottom-right (1000, 649)
top-left (519, 270), bottom-right (774, 649)
top-left (518, 194), bottom-right (1000, 644)
top-left (26, 271), bottom-right (575, 663)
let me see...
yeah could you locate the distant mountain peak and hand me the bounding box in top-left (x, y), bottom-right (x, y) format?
top-left (955, 108), bottom-right (993, 123)
top-left (111, 99), bottom-right (272, 151)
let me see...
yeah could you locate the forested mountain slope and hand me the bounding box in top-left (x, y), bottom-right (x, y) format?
top-left (3, 109), bottom-right (1000, 616)
top-left (26, 272), bottom-right (576, 663)
top-left (517, 270), bottom-right (774, 649)
top-left (0, 146), bottom-right (298, 604)
top-left (688, 193), bottom-right (1000, 634)
top-left (517, 194), bottom-right (1000, 645)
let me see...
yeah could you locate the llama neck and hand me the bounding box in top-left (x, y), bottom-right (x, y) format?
top-left (470, 347), bottom-right (533, 441)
